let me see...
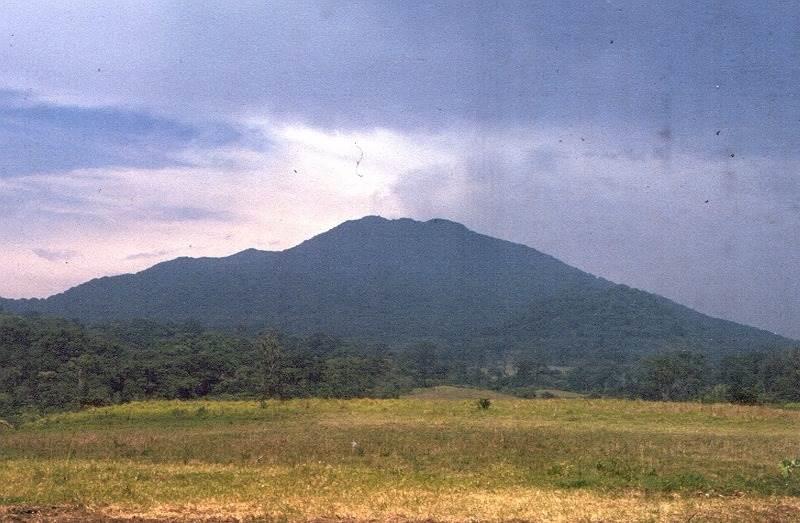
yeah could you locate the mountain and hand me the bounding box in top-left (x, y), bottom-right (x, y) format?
top-left (486, 285), bottom-right (792, 362)
top-left (1, 216), bottom-right (793, 360)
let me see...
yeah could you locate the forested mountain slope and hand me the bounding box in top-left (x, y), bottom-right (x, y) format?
top-left (2, 216), bottom-right (792, 358)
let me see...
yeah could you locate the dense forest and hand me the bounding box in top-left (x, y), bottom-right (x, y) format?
top-left (1, 312), bottom-right (798, 423)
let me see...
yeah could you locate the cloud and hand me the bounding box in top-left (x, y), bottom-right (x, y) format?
top-left (1, 2), bottom-right (798, 139)
top-left (125, 249), bottom-right (177, 261)
top-left (0, 89), bottom-right (241, 177)
top-left (0, 121), bottom-right (418, 298)
top-left (148, 206), bottom-right (236, 223)
top-left (31, 248), bottom-right (77, 262)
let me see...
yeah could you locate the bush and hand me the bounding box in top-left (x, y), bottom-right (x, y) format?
top-left (780, 459), bottom-right (800, 478)
top-left (700, 384), bottom-right (729, 404)
top-left (539, 391), bottom-right (556, 399)
top-left (476, 398), bottom-right (491, 410)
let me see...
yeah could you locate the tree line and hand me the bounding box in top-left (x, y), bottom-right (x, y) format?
top-left (1, 312), bottom-right (799, 422)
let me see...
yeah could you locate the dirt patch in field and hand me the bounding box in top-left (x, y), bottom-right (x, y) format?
top-left (4, 495), bottom-right (800, 522)
top-left (0, 506), bottom-right (116, 522)
top-left (0, 505), bottom-right (247, 522)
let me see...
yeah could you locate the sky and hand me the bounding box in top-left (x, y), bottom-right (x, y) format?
top-left (1, 1), bottom-right (799, 338)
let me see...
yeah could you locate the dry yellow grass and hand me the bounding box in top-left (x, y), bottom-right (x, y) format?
top-left (6, 489), bottom-right (799, 522)
top-left (402, 385), bottom-right (518, 400)
top-left (1, 398), bottom-right (799, 521)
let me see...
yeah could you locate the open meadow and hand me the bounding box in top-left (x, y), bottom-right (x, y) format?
top-left (1, 390), bottom-right (800, 521)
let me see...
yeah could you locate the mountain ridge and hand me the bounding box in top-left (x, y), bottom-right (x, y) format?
top-left (1, 216), bottom-right (793, 360)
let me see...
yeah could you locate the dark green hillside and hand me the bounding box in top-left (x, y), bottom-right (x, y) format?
top-left (2, 217), bottom-right (609, 339)
top-left (490, 285), bottom-right (790, 363)
top-left (1, 216), bottom-right (793, 359)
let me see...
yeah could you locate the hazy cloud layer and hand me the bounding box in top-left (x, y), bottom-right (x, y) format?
top-left (0, 1), bottom-right (798, 338)
top-left (0, 89), bottom-right (241, 176)
top-left (31, 248), bottom-right (77, 262)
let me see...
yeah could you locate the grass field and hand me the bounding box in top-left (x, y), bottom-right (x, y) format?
top-left (2, 392), bottom-right (800, 521)
top-left (402, 385), bottom-right (583, 400)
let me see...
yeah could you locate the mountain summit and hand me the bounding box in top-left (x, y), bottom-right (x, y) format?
top-left (1, 217), bottom-right (791, 359)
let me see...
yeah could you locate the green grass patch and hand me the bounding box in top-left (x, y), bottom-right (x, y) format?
top-left (401, 385), bottom-right (517, 400)
top-left (1, 398), bottom-right (799, 514)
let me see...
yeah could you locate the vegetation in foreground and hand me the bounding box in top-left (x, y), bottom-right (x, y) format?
top-left (1, 396), bottom-right (800, 521)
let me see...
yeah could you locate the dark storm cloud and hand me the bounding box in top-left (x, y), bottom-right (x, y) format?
top-left (4, 2), bottom-right (798, 137)
top-left (0, 89), bottom-right (240, 176)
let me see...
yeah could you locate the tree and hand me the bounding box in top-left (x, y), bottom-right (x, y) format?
top-left (638, 351), bottom-right (709, 401)
top-left (319, 356), bottom-right (386, 398)
top-left (512, 356), bottom-right (546, 386)
top-left (257, 333), bottom-right (283, 400)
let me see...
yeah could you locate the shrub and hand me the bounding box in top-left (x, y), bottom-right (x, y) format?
top-left (700, 384), bottom-right (728, 404)
top-left (780, 459), bottom-right (800, 478)
top-left (476, 398), bottom-right (491, 410)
